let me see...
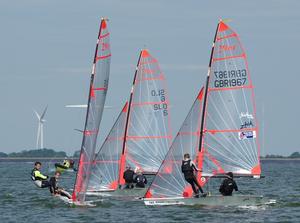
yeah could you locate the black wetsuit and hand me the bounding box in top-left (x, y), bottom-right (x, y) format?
top-left (219, 178), bottom-right (238, 196)
top-left (181, 159), bottom-right (204, 195)
top-left (49, 177), bottom-right (71, 198)
top-left (134, 174), bottom-right (148, 188)
top-left (123, 169), bottom-right (135, 189)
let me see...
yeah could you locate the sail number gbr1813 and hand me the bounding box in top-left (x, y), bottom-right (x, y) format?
top-left (213, 69), bottom-right (247, 88)
top-left (151, 89), bottom-right (168, 116)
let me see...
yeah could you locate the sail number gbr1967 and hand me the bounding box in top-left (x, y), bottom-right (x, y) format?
top-left (213, 69), bottom-right (247, 88)
top-left (151, 89), bottom-right (168, 116)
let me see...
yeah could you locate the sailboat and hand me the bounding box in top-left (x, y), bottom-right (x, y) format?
top-left (143, 20), bottom-right (273, 206)
top-left (87, 49), bottom-right (172, 198)
top-left (70, 18), bottom-right (111, 205)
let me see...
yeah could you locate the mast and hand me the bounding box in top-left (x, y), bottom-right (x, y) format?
top-left (118, 50), bottom-right (143, 184)
top-left (198, 22), bottom-right (221, 153)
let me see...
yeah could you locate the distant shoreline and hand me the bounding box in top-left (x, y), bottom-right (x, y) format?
top-left (0, 157), bottom-right (299, 161)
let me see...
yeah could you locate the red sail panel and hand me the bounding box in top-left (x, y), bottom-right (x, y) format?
top-left (145, 88), bottom-right (204, 198)
top-left (120, 49), bottom-right (172, 178)
top-left (72, 19), bottom-right (111, 202)
top-left (200, 21), bottom-right (261, 177)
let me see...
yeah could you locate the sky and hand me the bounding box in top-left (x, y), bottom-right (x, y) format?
top-left (0, 0), bottom-right (299, 156)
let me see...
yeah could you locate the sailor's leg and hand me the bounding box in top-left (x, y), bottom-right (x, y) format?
top-left (186, 178), bottom-right (197, 194)
top-left (60, 190), bottom-right (72, 199)
top-left (41, 180), bottom-right (50, 188)
top-left (193, 176), bottom-right (204, 193)
top-left (33, 180), bottom-right (42, 188)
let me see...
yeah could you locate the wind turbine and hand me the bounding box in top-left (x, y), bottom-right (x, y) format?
top-left (34, 106), bottom-right (48, 149)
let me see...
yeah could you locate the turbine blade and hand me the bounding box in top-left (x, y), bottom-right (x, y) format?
top-left (40, 105), bottom-right (48, 120)
top-left (33, 110), bottom-right (40, 120)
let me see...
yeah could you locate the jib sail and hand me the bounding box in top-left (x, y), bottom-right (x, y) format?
top-left (144, 88), bottom-right (204, 198)
top-left (88, 103), bottom-right (128, 191)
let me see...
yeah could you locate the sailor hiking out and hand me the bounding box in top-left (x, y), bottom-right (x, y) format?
top-left (49, 171), bottom-right (72, 199)
top-left (181, 153), bottom-right (205, 198)
top-left (31, 161), bottom-right (50, 188)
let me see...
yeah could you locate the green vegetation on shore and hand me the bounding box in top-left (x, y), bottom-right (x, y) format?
top-left (262, 152), bottom-right (300, 159)
top-left (0, 148), bottom-right (67, 158)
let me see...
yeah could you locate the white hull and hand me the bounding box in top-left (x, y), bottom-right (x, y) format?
top-left (144, 195), bottom-right (275, 206)
top-left (87, 187), bottom-right (148, 198)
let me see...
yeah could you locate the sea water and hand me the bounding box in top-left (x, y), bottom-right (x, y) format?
top-left (0, 160), bottom-right (299, 223)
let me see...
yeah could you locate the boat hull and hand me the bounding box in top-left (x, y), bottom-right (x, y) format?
top-left (87, 187), bottom-right (148, 198)
top-left (144, 195), bottom-right (275, 206)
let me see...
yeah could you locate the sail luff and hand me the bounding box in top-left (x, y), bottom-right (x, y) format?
top-left (118, 50), bottom-right (143, 185)
top-left (72, 18), bottom-right (111, 202)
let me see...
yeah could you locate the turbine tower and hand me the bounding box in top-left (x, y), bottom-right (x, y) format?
top-left (34, 106), bottom-right (48, 149)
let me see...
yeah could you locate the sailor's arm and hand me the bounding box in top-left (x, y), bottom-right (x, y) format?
top-left (34, 170), bottom-right (48, 180)
top-left (233, 180), bottom-right (238, 191)
top-left (190, 161), bottom-right (200, 172)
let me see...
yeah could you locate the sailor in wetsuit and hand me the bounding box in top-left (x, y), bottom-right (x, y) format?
top-left (31, 161), bottom-right (50, 188)
top-left (49, 171), bottom-right (72, 199)
top-left (219, 172), bottom-right (238, 196)
top-left (181, 153), bottom-right (205, 198)
top-left (134, 169), bottom-right (147, 188)
top-left (123, 166), bottom-right (135, 189)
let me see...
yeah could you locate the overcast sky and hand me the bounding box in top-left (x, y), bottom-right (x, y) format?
top-left (0, 0), bottom-right (299, 155)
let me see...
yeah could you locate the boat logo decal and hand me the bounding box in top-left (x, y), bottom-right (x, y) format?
top-left (238, 131), bottom-right (256, 140)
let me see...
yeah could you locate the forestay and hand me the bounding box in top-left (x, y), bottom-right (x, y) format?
top-left (200, 21), bottom-right (261, 179)
top-left (145, 88), bottom-right (204, 198)
top-left (120, 50), bottom-right (171, 184)
top-left (72, 19), bottom-right (111, 203)
top-left (88, 103), bottom-right (128, 191)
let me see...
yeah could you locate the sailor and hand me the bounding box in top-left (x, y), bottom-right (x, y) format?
top-left (134, 169), bottom-right (147, 188)
top-left (123, 166), bottom-right (135, 189)
top-left (49, 171), bottom-right (72, 199)
top-left (31, 161), bottom-right (50, 188)
top-left (181, 153), bottom-right (205, 198)
top-left (219, 172), bottom-right (238, 196)
top-left (63, 159), bottom-right (70, 169)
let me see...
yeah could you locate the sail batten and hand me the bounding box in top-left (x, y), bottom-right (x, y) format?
top-left (72, 19), bottom-right (111, 202)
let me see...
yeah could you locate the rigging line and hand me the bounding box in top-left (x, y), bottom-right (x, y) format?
top-left (147, 59), bottom-right (170, 157)
top-left (127, 118), bottom-right (164, 164)
top-left (155, 168), bottom-right (187, 195)
top-left (140, 59), bottom-right (168, 159)
top-left (206, 93), bottom-right (256, 165)
top-left (129, 67), bottom-right (166, 162)
top-left (205, 117), bottom-right (255, 168)
top-left (212, 85), bottom-right (256, 165)
top-left (129, 104), bottom-right (167, 161)
top-left (152, 180), bottom-right (183, 196)
top-left (204, 141), bottom-right (253, 171)
top-left (220, 37), bottom-right (256, 163)
top-left (204, 139), bottom-right (253, 171)
top-left (222, 31), bottom-right (257, 163)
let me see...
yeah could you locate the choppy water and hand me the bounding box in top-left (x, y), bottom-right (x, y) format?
top-left (0, 160), bottom-right (299, 223)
